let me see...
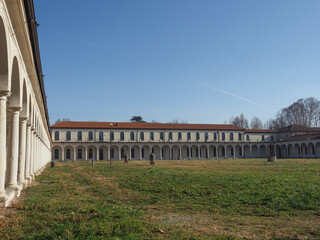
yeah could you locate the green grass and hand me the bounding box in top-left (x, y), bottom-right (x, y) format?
top-left (1, 159), bottom-right (320, 239)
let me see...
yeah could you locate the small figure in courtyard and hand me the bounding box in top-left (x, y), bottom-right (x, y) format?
top-left (124, 153), bottom-right (128, 163)
top-left (150, 152), bottom-right (155, 165)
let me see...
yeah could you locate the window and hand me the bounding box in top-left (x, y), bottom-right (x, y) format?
top-left (222, 133), bottom-right (225, 141)
top-left (88, 131), bottom-right (93, 141)
top-left (110, 131), bottom-right (114, 141)
top-left (120, 132), bottom-right (124, 141)
top-left (131, 148), bottom-right (135, 158)
top-left (205, 132), bottom-right (209, 141)
top-left (169, 132), bottom-right (173, 141)
top-left (99, 131), bottom-right (104, 142)
top-left (66, 131), bottom-right (71, 141)
top-left (214, 132), bottom-right (217, 141)
top-left (130, 132), bottom-right (135, 141)
top-left (55, 131), bottom-right (59, 141)
top-left (77, 149), bottom-right (82, 159)
top-left (77, 131), bottom-right (82, 141)
top-left (89, 149), bottom-right (93, 159)
top-left (66, 149), bottom-right (70, 159)
top-left (121, 149), bottom-right (125, 158)
top-left (213, 147), bottom-right (217, 157)
top-left (54, 149), bottom-right (59, 159)
top-left (238, 133), bottom-right (242, 141)
top-left (178, 132), bottom-right (182, 141)
top-left (262, 135), bottom-right (265, 141)
top-left (239, 147), bottom-right (242, 157)
top-left (187, 132), bottom-right (191, 140)
top-left (196, 132), bottom-right (200, 141)
top-left (271, 135), bottom-right (274, 141)
top-left (140, 132), bottom-right (144, 141)
top-left (111, 149), bottom-right (114, 158)
top-left (142, 148), bottom-right (145, 158)
top-left (246, 135), bottom-right (250, 141)
top-left (230, 133), bottom-right (234, 141)
top-left (150, 132), bottom-right (154, 141)
top-left (160, 132), bottom-right (164, 141)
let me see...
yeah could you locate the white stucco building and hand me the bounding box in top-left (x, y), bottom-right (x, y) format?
top-left (0, 0), bottom-right (51, 207)
top-left (51, 122), bottom-right (320, 161)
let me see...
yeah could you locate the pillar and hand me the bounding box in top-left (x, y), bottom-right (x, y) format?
top-left (179, 147), bottom-right (182, 160)
top-left (29, 128), bottom-right (34, 179)
top-left (139, 147), bottom-right (142, 160)
top-left (197, 147), bottom-right (200, 159)
top-left (74, 148), bottom-right (77, 161)
top-left (18, 118), bottom-right (27, 184)
top-left (224, 146), bottom-right (227, 158)
top-left (84, 147), bottom-right (88, 161)
top-left (118, 148), bottom-right (121, 160)
top-left (0, 93), bottom-right (9, 200)
top-left (24, 124), bottom-right (31, 181)
top-left (61, 147), bottom-right (65, 161)
top-left (207, 146), bottom-right (209, 159)
top-left (6, 107), bottom-right (21, 189)
top-left (107, 148), bottom-right (110, 161)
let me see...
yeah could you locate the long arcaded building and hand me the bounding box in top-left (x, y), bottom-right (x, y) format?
top-left (0, 0), bottom-right (51, 207)
top-left (51, 122), bottom-right (320, 161)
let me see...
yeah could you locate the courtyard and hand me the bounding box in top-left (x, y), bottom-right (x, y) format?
top-left (1, 159), bottom-right (320, 239)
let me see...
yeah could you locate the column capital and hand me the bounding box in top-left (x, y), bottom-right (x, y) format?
top-left (0, 90), bottom-right (10, 98)
top-left (20, 117), bottom-right (28, 122)
top-left (8, 107), bottom-right (21, 112)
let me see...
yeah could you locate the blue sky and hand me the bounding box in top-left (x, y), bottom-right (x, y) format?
top-left (34, 0), bottom-right (320, 125)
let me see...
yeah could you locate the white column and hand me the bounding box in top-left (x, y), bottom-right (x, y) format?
top-left (84, 147), bottom-right (88, 161)
top-left (107, 148), bottom-right (110, 161)
top-left (139, 147), bottom-right (142, 160)
top-left (29, 128), bottom-right (34, 179)
top-left (74, 148), bottom-right (77, 161)
top-left (179, 147), bottom-right (182, 160)
top-left (188, 147), bottom-right (191, 159)
top-left (18, 118), bottom-right (27, 184)
top-left (118, 148), bottom-right (121, 160)
top-left (61, 147), bottom-right (65, 161)
top-left (6, 107), bottom-right (21, 189)
top-left (0, 93), bottom-right (9, 199)
top-left (24, 124), bottom-right (31, 181)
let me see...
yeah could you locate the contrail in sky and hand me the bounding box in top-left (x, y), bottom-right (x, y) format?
top-left (196, 81), bottom-right (274, 111)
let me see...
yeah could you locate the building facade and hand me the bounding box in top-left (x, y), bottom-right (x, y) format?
top-left (51, 122), bottom-right (320, 162)
top-left (0, 0), bottom-right (51, 207)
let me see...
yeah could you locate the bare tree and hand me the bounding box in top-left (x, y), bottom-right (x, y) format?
top-left (229, 114), bottom-right (249, 128)
top-left (250, 117), bottom-right (263, 129)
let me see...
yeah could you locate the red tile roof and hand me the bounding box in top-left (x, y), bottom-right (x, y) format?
top-left (51, 121), bottom-right (245, 131)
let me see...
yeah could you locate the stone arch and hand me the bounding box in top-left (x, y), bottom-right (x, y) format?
top-left (0, 15), bottom-right (9, 91)
top-left (52, 146), bottom-right (62, 161)
top-left (75, 145), bottom-right (85, 161)
top-left (131, 145), bottom-right (140, 160)
top-left (200, 145), bottom-right (207, 158)
top-left (259, 145), bottom-right (267, 158)
top-left (281, 144), bottom-right (287, 158)
top-left (121, 145), bottom-right (130, 160)
top-left (301, 143), bottom-right (308, 156)
top-left (162, 145), bottom-right (170, 160)
top-left (151, 145), bottom-right (161, 160)
top-left (293, 143), bottom-right (300, 157)
top-left (172, 145), bottom-right (180, 160)
top-left (226, 145), bottom-right (234, 158)
top-left (308, 143), bottom-right (315, 156)
top-left (110, 145), bottom-right (119, 160)
top-left (181, 145), bottom-right (189, 159)
top-left (64, 145), bottom-right (74, 161)
top-left (8, 57), bottom-right (22, 108)
top-left (142, 145), bottom-right (150, 160)
top-left (20, 80), bottom-right (29, 118)
top-left (190, 144), bottom-right (198, 159)
top-left (235, 145), bottom-right (242, 158)
top-left (243, 145), bottom-right (250, 158)
top-left (251, 145), bottom-right (259, 158)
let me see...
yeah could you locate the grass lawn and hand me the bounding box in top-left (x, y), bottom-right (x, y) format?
top-left (1, 159), bottom-right (320, 239)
